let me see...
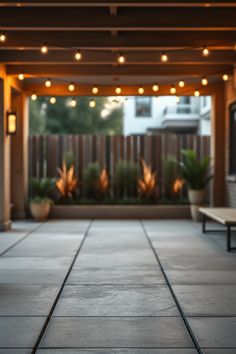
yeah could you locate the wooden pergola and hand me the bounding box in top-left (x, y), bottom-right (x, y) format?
top-left (0, 0), bottom-right (235, 229)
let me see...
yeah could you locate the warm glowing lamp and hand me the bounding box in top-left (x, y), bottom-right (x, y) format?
top-left (7, 111), bottom-right (17, 135)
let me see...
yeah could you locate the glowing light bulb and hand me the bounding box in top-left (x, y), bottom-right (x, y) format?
top-left (202, 46), bottom-right (209, 56)
top-left (161, 51), bottom-right (168, 62)
top-left (89, 99), bottom-right (96, 108)
top-left (45, 79), bottom-right (51, 87)
top-left (68, 83), bottom-right (75, 92)
top-left (0, 33), bottom-right (6, 42)
top-left (70, 98), bottom-right (77, 108)
top-left (92, 86), bottom-right (99, 95)
top-left (201, 77), bottom-right (208, 86)
top-left (223, 74), bottom-right (229, 81)
top-left (152, 84), bottom-right (159, 92)
top-left (115, 86), bottom-right (122, 95)
top-left (18, 73), bottom-right (24, 80)
top-left (31, 93), bottom-right (37, 101)
top-left (170, 85), bottom-right (176, 95)
top-left (194, 89), bottom-right (200, 97)
top-left (138, 86), bottom-right (144, 95)
top-left (41, 43), bottom-right (48, 54)
top-left (178, 81), bottom-right (185, 88)
top-left (75, 50), bottom-right (82, 61)
top-left (50, 97), bottom-right (56, 104)
top-left (118, 53), bottom-right (125, 64)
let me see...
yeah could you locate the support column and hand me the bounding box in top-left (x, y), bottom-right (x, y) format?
top-left (211, 83), bottom-right (226, 206)
top-left (11, 93), bottom-right (29, 219)
top-left (0, 74), bottom-right (12, 230)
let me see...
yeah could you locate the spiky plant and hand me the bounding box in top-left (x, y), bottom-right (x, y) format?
top-left (56, 160), bottom-right (77, 198)
top-left (179, 149), bottom-right (212, 190)
top-left (98, 168), bottom-right (109, 196)
top-left (138, 159), bottom-right (157, 199)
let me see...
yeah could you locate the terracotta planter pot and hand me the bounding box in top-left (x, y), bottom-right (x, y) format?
top-left (188, 189), bottom-right (205, 205)
top-left (30, 202), bottom-right (51, 222)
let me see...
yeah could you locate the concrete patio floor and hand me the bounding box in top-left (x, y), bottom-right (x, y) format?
top-left (0, 219), bottom-right (236, 354)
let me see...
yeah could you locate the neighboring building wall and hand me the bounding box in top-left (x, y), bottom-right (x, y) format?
top-left (123, 95), bottom-right (211, 136)
top-left (225, 79), bottom-right (236, 207)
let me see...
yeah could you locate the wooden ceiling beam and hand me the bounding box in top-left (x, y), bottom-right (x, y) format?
top-left (6, 64), bottom-right (233, 76)
top-left (1, 0), bottom-right (236, 7)
top-left (1, 31), bottom-right (236, 50)
top-left (1, 49), bottom-right (236, 64)
top-left (1, 7), bottom-right (236, 30)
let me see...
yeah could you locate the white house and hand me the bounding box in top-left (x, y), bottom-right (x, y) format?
top-left (123, 95), bottom-right (211, 136)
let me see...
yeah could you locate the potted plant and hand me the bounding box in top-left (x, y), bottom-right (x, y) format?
top-left (178, 149), bottom-right (213, 221)
top-left (30, 178), bottom-right (55, 221)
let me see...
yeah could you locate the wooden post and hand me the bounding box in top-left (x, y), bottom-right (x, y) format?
top-left (0, 70), bottom-right (12, 230)
top-left (11, 93), bottom-right (29, 219)
top-left (211, 83), bottom-right (226, 206)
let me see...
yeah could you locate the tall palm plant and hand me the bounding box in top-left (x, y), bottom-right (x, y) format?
top-left (179, 149), bottom-right (212, 190)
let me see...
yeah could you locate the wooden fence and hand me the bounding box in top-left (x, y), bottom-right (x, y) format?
top-left (29, 134), bottom-right (210, 197)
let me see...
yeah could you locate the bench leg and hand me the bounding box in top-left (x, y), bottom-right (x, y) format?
top-left (202, 214), bottom-right (206, 234)
top-left (227, 225), bottom-right (231, 252)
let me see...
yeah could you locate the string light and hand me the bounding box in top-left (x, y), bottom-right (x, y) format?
top-left (175, 96), bottom-right (180, 103)
top-left (202, 46), bottom-right (209, 56)
top-left (152, 84), bottom-right (159, 92)
top-left (68, 83), bottom-right (75, 92)
top-left (161, 51), bottom-right (168, 62)
top-left (31, 93), bottom-right (37, 101)
top-left (117, 53), bottom-right (126, 64)
top-left (75, 50), bottom-right (82, 61)
top-left (201, 77), bottom-right (208, 86)
top-left (138, 86), bottom-right (144, 95)
top-left (69, 98), bottom-right (77, 108)
top-left (49, 97), bottom-right (56, 104)
top-left (45, 79), bottom-right (51, 87)
top-left (115, 86), bottom-right (122, 95)
top-left (222, 74), bottom-right (229, 81)
top-left (178, 81), bottom-right (185, 88)
top-left (41, 43), bottom-right (48, 54)
top-left (170, 85), bottom-right (176, 94)
top-left (0, 32), bottom-right (6, 42)
top-left (194, 89), bottom-right (200, 97)
top-left (92, 86), bottom-right (99, 94)
top-left (18, 73), bottom-right (24, 80)
top-left (89, 99), bottom-right (96, 108)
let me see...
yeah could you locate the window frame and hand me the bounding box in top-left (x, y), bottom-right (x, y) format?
top-left (229, 101), bottom-right (236, 176)
top-left (135, 96), bottom-right (152, 118)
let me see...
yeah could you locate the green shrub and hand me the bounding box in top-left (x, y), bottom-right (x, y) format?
top-left (113, 160), bottom-right (139, 199)
top-left (29, 177), bottom-right (55, 203)
top-left (83, 162), bottom-right (101, 199)
top-left (162, 154), bottom-right (181, 199)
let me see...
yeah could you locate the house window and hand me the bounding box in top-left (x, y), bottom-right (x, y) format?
top-left (229, 102), bottom-right (236, 175)
top-left (177, 96), bottom-right (191, 114)
top-left (135, 97), bottom-right (152, 117)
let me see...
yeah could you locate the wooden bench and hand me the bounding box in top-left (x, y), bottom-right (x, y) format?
top-left (199, 207), bottom-right (236, 252)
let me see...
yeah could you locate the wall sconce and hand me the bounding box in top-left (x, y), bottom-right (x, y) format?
top-left (7, 111), bottom-right (17, 135)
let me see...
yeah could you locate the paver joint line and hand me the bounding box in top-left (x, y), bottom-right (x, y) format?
top-left (0, 222), bottom-right (44, 257)
top-left (140, 220), bottom-right (204, 354)
top-left (30, 220), bottom-right (93, 354)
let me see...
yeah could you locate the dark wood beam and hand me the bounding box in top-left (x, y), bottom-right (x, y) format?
top-left (1, 49), bottom-right (236, 64)
top-left (1, 0), bottom-right (236, 7)
top-left (1, 31), bottom-right (236, 50)
top-left (0, 7), bottom-right (236, 30)
top-left (6, 64), bottom-right (233, 76)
